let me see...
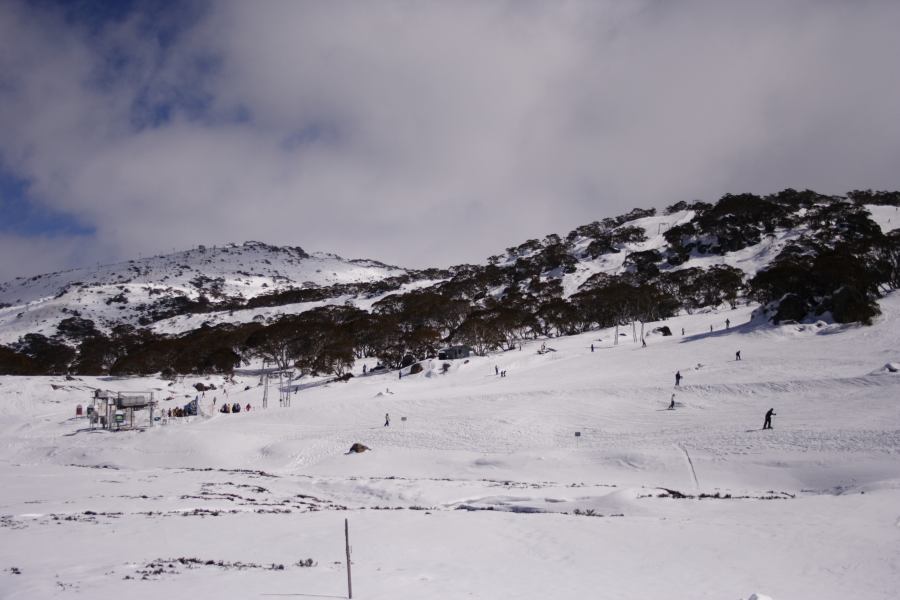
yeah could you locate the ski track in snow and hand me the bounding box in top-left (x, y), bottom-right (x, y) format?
top-left (677, 443), bottom-right (700, 494)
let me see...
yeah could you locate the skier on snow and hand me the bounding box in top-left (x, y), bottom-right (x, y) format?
top-left (763, 408), bottom-right (776, 430)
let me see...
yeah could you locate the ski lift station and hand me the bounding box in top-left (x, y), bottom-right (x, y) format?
top-left (88, 389), bottom-right (158, 430)
top-left (438, 345), bottom-right (473, 360)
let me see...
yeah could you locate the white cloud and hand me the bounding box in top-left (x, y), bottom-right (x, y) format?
top-left (1, 0), bottom-right (900, 279)
top-left (0, 233), bottom-right (109, 282)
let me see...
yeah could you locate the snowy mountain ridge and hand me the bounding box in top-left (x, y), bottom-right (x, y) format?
top-left (1, 189), bottom-right (898, 374)
top-left (0, 241), bottom-right (419, 344)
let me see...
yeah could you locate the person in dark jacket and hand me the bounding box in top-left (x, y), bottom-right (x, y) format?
top-left (675, 370), bottom-right (682, 386)
top-left (763, 408), bottom-right (776, 429)
top-left (736, 350), bottom-right (742, 361)
top-left (669, 394), bottom-right (676, 410)
top-left (384, 413), bottom-right (390, 427)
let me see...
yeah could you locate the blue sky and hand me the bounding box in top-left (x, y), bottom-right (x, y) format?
top-left (1, 0), bottom-right (900, 281)
top-left (0, 167), bottom-right (94, 237)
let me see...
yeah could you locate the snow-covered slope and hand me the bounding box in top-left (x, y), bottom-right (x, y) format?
top-left (0, 241), bottom-right (411, 344)
top-left (866, 203), bottom-right (900, 233)
top-left (1, 199), bottom-right (897, 351)
top-left (1, 291), bottom-right (898, 599)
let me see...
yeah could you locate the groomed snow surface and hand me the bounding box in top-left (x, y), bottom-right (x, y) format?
top-left (2, 295), bottom-right (900, 599)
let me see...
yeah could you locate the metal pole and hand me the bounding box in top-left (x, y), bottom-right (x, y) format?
top-left (262, 373), bottom-right (268, 409)
top-left (345, 518), bottom-right (353, 599)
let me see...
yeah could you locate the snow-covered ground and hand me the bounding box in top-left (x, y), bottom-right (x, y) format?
top-left (1, 294), bottom-right (899, 599)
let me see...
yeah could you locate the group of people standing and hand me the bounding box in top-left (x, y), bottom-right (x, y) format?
top-left (219, 402), bottom-right (251, 414)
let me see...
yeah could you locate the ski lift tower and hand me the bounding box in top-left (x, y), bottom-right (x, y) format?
top-left (261, 365), bottom-right (294, 409)
top-left (277, 369), bottom-right (293, 407)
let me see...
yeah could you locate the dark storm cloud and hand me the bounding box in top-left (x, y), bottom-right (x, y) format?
top-left (1, 0), bottom-right (899, 280)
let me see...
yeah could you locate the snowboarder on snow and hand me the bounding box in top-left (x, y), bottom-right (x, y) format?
top-left (384, 413), bottom-right (391, 427)
top-left (675, 370), bottom-right (682, 386)
top-left (363, 364), bottom-right (367, 375)
top-left (735, 350), bottom-right (741, 361)
top-left (669, 394), bottom-right (676, 410)
top-left (726, 318), bottom-right (731, 329)
top-left (763, 408), bottom-right (776, 430)
top-left (591, 344), bottom-right (594, 352)
top-left (681, 328), bottom-right (685, 336)
top-left (495, 365), bottom-right (499, 375)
